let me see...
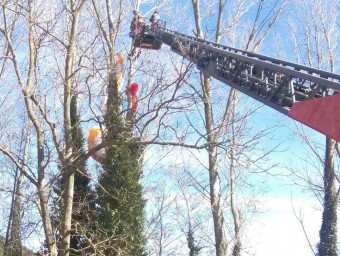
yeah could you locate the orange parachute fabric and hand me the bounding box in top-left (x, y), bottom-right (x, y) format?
top-left (115, 53), bottom-right (124, 85)
top-left (129, 82), bottom-right (139, 112)
top-left (88, 127), bottom-right (106, 163)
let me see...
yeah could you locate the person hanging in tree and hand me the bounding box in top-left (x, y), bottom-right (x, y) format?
top-left (130, 9), bottom-right (146, 37)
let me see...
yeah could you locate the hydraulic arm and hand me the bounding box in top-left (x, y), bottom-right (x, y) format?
top-left (146, 26), bottom-right (340, 141)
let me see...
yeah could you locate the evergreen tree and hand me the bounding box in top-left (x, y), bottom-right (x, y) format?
top-left (95, 73), bottom-right (146, 255)
top-left (68, 95), bottom-right (96, 255)
top-left (187, 226), bottom-right (201, 256)
top-left (48, 95), bottom-right (95, 255)
top-left (4, 130), bottom-right (28, 256)
top-left (317, 139), bottom-right (338, 256)
top-left (4, 169), bottom-right (23, 256)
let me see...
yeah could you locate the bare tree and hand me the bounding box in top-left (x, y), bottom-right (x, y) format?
top-left (0, 1), bottom-right (59, 254)
top-left (0, 1), bottom-right (89, 255)
top-left (189, 1), bottom-right (286, 255)
top-left (1, 1), bottom-right (332, 256)
top-left (3, 124), bottom-right (31, 256)
top-left (190, 0), bottom-right (228, 253)
top-left (286, 1), bottom-right (340, 255)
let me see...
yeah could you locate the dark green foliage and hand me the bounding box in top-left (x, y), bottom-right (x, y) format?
top-left (97, 142), bottom-right (146, 255)
top-left (95, 77), bottom-right (146, 255)
top-left (317, 141), bottom-right (338, 256)
top-left (0, 236), bottom-right (34, 256)
top-left (4, 211), bottom-right (22, 256)
top-left (47, 95), bottom-right (96, 255)
top-left (69, 169), bottom-right (96, 255)
top-left (187, 227), bottom-right (201, 256)
top-left (317, 175), bottom-right (338, 255)
top-left (4, 171), bottom-right (23, 256)
top-left (68, 95), bottom-right (97, 255)
top-left (232, 243), bottom-right (241, 256)
top-left (317, 193), bottom-right (338, 256)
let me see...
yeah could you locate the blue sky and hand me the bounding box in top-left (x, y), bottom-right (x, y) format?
top-left (130, 1), bottom-right (337, 254)
top-left (135, 1), bottom-right (338, 254)
top-left (1, 0), bottom-right (338, 254)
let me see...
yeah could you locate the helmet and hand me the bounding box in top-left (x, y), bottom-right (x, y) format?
top-left (154, 10), bottom-right (158, 13)
top-left (133, 9), bottom-right (138, 14)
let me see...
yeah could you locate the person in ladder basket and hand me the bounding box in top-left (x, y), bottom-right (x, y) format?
top-left (150, 10), bottom-right (160, 28)
top-left (130, 9), bottom-right (146, 37)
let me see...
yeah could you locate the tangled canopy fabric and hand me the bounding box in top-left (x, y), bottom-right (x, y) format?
top-left (88, 127), bottom-right (106, 163)
top-left (116, 53), bottom-right (124, 85)
top-left (129, 82), bottom-right (139, 112)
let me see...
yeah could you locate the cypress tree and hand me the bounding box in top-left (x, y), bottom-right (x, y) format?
top-left (96, 71), bottom-right (146, 255)
top-left (5, 131), bottom-right (28, 256)
top-left (68, 95), bottom-right (96, 255)
top-left (4, 169), bottom-right (23, 256)
top-left (48, 95), bottom-right (95, 255)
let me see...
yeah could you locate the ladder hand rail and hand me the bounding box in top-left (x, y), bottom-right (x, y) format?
top-left (148, 25), bottom-right (340, 103)
top-left (145, 24), bottom-right (340, 141)
top-left (150, 26), bottom-right (340, 87)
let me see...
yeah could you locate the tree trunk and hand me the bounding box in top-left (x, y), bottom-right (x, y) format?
top-left (60, 171), bottom-right (75, 256)
top-left (191, 0), bottom-right (227, 254)
top-left (230, 99), bottom-right (241, 256)
top-left (203, 75), bottom-right (227, 256)
top-left (317, 138), bottom-right (338, 256)
top-left (60, 2), bottom-right (87, 255)
top-left (38, 183), bottom-right (58, 256)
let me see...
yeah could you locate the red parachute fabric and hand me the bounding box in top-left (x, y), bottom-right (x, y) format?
top-left (129, 82), bottom-right (139, 112)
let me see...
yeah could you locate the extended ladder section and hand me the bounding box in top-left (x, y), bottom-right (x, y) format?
top-left (146, 26), bottom-right (340, 141)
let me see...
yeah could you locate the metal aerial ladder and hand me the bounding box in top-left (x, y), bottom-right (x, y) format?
top-left (144, 24), bottom-right (340, 142)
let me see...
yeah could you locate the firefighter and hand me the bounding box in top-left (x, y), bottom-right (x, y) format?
top-left (149, 10), bottom-right (160, 28)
